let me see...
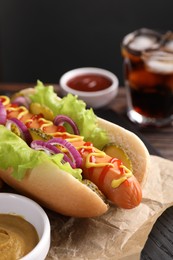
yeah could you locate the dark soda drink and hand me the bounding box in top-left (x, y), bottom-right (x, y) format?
top-left (122, 28), bottom-right (173, 126)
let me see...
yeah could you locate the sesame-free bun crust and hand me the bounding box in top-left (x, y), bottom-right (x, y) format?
top-left (0, 161), bottom-right (108, 218)
top-left (97, 117), bottom-right (150, 187)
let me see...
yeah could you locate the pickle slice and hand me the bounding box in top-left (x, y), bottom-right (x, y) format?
top-left (82, 179), bottom-right (106, 202)
top-left (103, 143), bottom-right (133, 171)
top-left (30, 103), bottom-right (54, 121)
top-left (29, 128), bottom-right (52, 141)
top-left (10, 123), bottom-right (21, 137)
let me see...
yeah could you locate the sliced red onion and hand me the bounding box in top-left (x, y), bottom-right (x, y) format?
top-left (6, 118), bottom-right (32, 145)
top-left (31, 140), bottom-right (76, 168)
top-left (31, 140), bottom-right (60, 155)
top-left (47, 138), bottom-right (82, 168)
top-left (53, 115), bottom-right (80, 135)
top-left (11, 96), bottom-right (31, 109)
top-left (0, 101), bottom-right (7, 125)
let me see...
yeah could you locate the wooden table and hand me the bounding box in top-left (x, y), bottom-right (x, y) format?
top-left (0, 83), bottom-right (173, 161)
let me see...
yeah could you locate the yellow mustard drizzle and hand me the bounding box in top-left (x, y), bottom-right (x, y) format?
top-left (38, 118), bottom-right (53, 130)
top-left (17, 107), bottom-right (28, 119)
top-left (25, 118), bottom-right (33, 124)
top-left (6, 106), bottom-right (28, 119)
top-left (76, 145), bottom-right (94, 151)
top-left (0, 96), bottom-right (10, 105)
top-left (86, 151), bottom-right (114, 168)
top-left (51, 132), bottom-right (84, 143)
top-left (111, 166), bottom-right (132, 188)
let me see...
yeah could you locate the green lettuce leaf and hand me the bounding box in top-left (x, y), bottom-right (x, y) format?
top-left (30, 80), bottom-right (109, 149)
top-left (0, 126), bottom-right (82, 181)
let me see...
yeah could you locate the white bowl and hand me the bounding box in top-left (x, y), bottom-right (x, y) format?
top-left (59, 67), bottom-right (119, 108)
top-left (0, 193), bottom-right (51, 260)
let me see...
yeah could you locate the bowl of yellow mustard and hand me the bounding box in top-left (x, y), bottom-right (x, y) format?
top-left (0, 193), bottom-right (50, 260)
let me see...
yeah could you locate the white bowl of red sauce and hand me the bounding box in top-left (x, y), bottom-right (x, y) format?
top-left (0, 193), bottom-right (51, 260)
top-left (59, 67), bottom-right (119, 108)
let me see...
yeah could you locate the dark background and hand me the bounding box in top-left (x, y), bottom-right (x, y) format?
top-left (0, 0), bottom-right (173, 86)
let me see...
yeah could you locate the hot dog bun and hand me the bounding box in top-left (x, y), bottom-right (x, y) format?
top-left (0, 89), bottom-right (150, 217)
top-left (0, 162), bottom-right (108, 218)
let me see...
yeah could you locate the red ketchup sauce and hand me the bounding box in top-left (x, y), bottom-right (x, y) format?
top-left (67, 74), bottom-right (112, 92)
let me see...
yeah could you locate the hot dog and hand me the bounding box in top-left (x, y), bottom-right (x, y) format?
top-left (0, 81), bottom-right (150, 217)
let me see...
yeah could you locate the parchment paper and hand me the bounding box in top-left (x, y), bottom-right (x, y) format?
top-left (45, 155), bottom-right (173, 260)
